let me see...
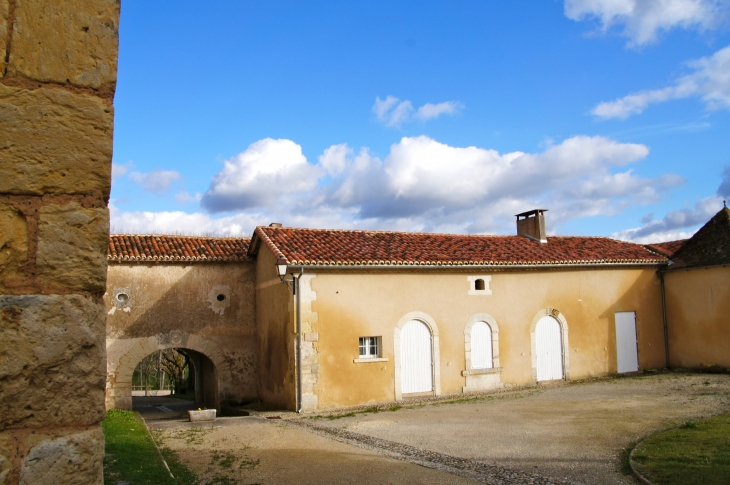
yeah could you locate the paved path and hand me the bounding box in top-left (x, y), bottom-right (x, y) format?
top-left (133, 396), bottom-right (199, 420)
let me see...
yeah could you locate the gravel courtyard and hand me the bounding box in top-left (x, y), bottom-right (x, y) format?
top-left (150, 373), bottom-right (730, 484)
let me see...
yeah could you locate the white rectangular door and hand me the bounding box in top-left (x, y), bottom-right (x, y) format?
top-left (615, 312), bottom-right (639, 373)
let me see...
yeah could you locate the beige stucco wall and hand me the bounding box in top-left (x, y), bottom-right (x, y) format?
top-left (301, 266), bottom-right (665, 410)
top-left (254, 246), bottom-right (297, 410)
top-left (104, 262), bottom-right (258, 410)
top-left (664, 265), bottom-right (730, 369)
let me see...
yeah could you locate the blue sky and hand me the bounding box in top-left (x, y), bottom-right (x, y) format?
top-left (111, 0), bottom-right (730, 242)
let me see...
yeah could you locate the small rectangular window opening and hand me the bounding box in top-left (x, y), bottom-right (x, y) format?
top-left (474, 279), bottom-right (485, 290)
top-left (359, 336), bottom-right (381, 358)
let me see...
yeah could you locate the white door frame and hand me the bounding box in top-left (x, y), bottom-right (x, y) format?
top-left (530, 308), bottom-right (570, 382)
top-left (394, 311), bottom-right (440, 401)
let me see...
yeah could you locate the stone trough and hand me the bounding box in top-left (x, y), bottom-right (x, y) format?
top-left (188, 409), bottom-right (216, 422)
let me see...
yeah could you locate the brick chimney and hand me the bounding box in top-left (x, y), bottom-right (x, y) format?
top-left (516, 209), bottom-right (548, 243)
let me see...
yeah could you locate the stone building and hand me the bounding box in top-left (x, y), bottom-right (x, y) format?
top-left (105, 236), bottom-right (257, 411)
top-left (101, 208), bottom-right (730, 415)
top-left (1, 1), bottom-right (120, 483)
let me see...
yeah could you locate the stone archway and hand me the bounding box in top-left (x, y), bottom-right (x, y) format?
top-left (106, 332), bottom-right (232, 411)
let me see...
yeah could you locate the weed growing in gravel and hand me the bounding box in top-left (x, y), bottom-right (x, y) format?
top-left (158, 426), bottom-right (216, 446)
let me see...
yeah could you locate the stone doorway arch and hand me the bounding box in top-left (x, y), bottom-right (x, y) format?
top-left (106, 332), bottom-right (232, 411)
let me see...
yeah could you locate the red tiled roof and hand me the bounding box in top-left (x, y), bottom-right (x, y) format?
top-left (645, 239), bottom-right (687, 258)
top-left (668, 207), bottom-right (730, 270)
top-left (251, 226), bottom-right (667, 267)
top-left (108, 235), bottom-right (250, 262)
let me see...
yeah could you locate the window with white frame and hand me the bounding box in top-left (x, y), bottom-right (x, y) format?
top-left (471, 322), bottom-right (493, 369)
top-left (359, 336), bottom-right (381, 358)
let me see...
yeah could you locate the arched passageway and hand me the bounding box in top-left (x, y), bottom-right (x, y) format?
top-left (106, 334), bottom-right (232, 411)
top-left (131, 348), bottom-right (218, 411)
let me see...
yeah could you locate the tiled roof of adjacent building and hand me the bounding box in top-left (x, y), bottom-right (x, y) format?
top-left (667, 206), bottom-right (730, 270)
top-left (250, 226), bottom-right (667, 267)
top-left (645, 239), bottom-right (687, 258)
top-left (108, 235), bottom-right (251, 262)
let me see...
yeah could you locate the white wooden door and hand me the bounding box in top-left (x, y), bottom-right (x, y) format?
top-left (535, 315), bottom-right (563, 381)
top-left (615, 312), bottom-right (639, 373)
top-left (401, 320), bottom-right (433, 394)
top-left (471, 322), bottom-right (493, 369)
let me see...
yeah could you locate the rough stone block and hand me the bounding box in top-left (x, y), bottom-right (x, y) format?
top-left (0, 449), bottom-right (10, 485)
top-left (0, 84), bottom-right (113, 196)
top-left (8, 0), bottom-right (119, 89)
top-left (36, 202), bottom-right (108, 292)
top-left (188, 409), bottom-right (216, 422)
top-left (19, 427), bottom-right (104, 485)
top-left (0, 203), bottom-right (28, 289)
top-left (0, 295), bottom-right (106, 430)
top-left (0, 1), bottom-right (8, 75)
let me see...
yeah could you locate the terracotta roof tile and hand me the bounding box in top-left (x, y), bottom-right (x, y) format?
top-left (645, 239), bottom-right (687, 258)
top-left (668, 207), bottom-right (730, 270)
top-left (108, 235), bottom-right (250, 262)
top-left (253, 227), bottom-right (666, 267)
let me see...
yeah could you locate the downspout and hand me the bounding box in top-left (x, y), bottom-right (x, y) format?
top-left (295, 269), bottom-right (303, 413)
top-left (659, 271), bottom-right (670, 369)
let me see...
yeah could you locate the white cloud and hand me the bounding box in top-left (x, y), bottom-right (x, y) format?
top-left (200, 138), bottom-right (321, 213)
top-left (110, 204), bottom-right (259, 237)
top-left (611, 196), bottom-right (722, 242)
top-left (373, 96), bottom-right (462, 127)
top-left (318, 144), bottom-right (352, 177)
top-left (114, 135), bottom-right (684, 237)
top-left (318, 135), bottom-right (678, 233)
top-left (564, 0), bottom-right (729, 47)
top-left (112, 161), bottom-right (134, 179)
top-left (175, 191), bottom-right (202, 204)
top-left (128, 169), bottom-right (182, 196)
top-left (593, 44), bottom-right (730, 118)
top-left (718, 163), bottom-right (730, 198)
top-left (415, 101), bottom-right (464, 121)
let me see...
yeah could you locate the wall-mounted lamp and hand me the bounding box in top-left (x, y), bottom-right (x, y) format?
top-left (275, 257), bottom-right (299, 294)
top-left (276, 257), bottom-right (288, 279)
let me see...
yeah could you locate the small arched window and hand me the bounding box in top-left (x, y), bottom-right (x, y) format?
top-left (474, 279), bottom-right (485, 291)
top-left (471, 321), bottom-right (493, 369)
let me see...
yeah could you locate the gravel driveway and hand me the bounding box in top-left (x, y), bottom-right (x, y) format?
top-left (312, 372), bottom-right (730, 484)
top-left (149, 373), bottom-right (730, 484)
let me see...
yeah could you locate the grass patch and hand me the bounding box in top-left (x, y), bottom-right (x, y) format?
top-left (103, 409), bottom-right (197, 484)
top-left (632, 412), bottom-right (730, 485)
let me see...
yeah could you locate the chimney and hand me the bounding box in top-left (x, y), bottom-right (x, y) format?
top-left (268, 223), bottom-right (283, 228)
top-left (516, 209), bottom-right (548, 243)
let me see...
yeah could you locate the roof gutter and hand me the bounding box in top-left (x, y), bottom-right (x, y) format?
top-left (284, 261), bottom-right (666, 271)
top-left (659, 271), bottom-right (670, 369)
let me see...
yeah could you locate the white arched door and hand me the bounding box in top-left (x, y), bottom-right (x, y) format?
top-left (471, 321), bottom-right (493, 369)
top-left (535, 315), bottom-right (564, 381)
top-left (401, 320), bottom-right (433, 394)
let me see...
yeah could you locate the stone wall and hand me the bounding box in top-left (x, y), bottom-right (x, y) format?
top-left (0, 1), bottom-right (119, 483)
top-left (105, 262), bottom-right (258, 411)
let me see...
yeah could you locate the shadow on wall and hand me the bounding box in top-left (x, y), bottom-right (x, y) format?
top-left (105, 263), bottom-right (258, 406)
top-left (594, 269), bottom-right (666, 375)
top-left (108, 264), bottom-right (254, 338)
